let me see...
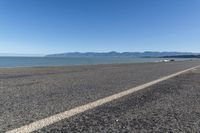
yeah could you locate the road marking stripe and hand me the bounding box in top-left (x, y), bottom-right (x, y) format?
top-left (6, 65), bottom-right (200, 133)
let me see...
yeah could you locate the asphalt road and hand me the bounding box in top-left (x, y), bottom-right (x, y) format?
top-left (37, 65), bottom-right (200, 133)
top-left (1, 60), bottom-right (200, 132)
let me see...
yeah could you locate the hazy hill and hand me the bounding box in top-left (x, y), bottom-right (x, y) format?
top-left (46, 51), bottom-right (197, 58)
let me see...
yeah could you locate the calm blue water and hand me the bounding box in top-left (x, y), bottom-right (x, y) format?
top-left (0, 57), bottom-right (189, 68)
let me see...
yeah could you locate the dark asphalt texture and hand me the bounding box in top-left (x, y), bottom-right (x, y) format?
top-left (1, 61), bottom-right (200, 132)
top-left (37, 65), bottom-right (200, 132)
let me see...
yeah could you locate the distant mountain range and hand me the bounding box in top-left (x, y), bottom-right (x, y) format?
top-left (46, 51), bottom-right (199, 58)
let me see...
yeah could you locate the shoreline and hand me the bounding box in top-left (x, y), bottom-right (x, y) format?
top-left (0, 56), bottom-right (197, 69)
top-left (0, 59), bottom-right (196, 69)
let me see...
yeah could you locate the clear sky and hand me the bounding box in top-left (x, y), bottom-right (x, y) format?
top-left (0, 0), bottom-right (200, 55)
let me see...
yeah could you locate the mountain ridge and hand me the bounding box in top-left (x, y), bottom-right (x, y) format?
top-left (46, 51), bottom-right (198, 57)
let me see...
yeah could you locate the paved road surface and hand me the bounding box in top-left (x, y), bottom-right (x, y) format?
top-left (38, 66), bottom-right (200, 132)
top-left (1, 61), bottom-right (200, 132)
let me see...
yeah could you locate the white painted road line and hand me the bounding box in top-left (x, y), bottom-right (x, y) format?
top-left (6, 65), bottom-right (200, 133)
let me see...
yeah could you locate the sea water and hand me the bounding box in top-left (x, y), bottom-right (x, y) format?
top-left (0, 57), bottom-right (189, 68)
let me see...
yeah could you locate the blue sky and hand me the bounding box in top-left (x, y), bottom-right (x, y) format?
top-left (0, 0), bottom-right (200, 55)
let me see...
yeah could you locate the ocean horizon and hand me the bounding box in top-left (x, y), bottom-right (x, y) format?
top-left (0, 56), bottom-right (191, 68)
